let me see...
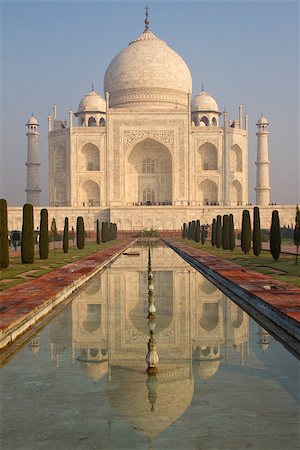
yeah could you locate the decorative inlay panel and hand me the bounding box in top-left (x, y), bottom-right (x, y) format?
top-left (123, 130), bottom-right (174, 150)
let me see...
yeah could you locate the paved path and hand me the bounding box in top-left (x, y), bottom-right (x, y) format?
top-left (165, 239), bottom-right (300, 354)
top-left (1, 239), bottom-right (134, 350)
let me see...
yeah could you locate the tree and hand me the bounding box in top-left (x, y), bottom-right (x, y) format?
top-left (76, 216), bottom-right (85, 249)
top-left (294, 205), bottom-right (300, 265)
top-left (253, 206), bottom-right (262, 256)
top-left (211, 218), bottom-right (216, 247)
top-left (222, 215), bottom-right (230, 250)
top-left (229, 214), bottom-right (235, 252)
top-left (216, 215), bottom-right (222, 248)
top-left (0, 199), bottom-right (9, 268)
top-left (270, 210), bottom-right (281, 261)
top-left (195, 220), bottom-right (201, 242)
top-left (101, 221), bottom-right (108, 243)
top-left (187, 222), bottom-right (192, 240)
top-left (50, 217), bottom-right (57, 254)
top-left (63, 217), bottom-right (69, 254)
top-left (241, 210), bottom-right (251, 254)
top-left (39, 208), bottom-right (49, 259)
top-left (96, 219), bottom-right (101, 244)
top-left (201, 226), bottom-right (206, 245)
top-left (182, 223), bottom-right (186, 239)
top-left (191, 220), bottom-right (196, 241)
top-left (71, 226), bottom-right (75, 248)
top-left (21, 203), bottom-right (34, 264)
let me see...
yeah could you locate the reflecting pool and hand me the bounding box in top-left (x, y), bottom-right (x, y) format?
top-left (1, 244), bottom-right (299, 450)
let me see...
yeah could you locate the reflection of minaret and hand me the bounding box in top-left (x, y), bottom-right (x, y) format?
top-left (255, 114), bottom-right (271, 205)
top-left (26, 115), bottom-right (41, 205)
top-left (257, 325), bottom-right (270, 351)
top-left (28, 334), bottom-right (41, 354)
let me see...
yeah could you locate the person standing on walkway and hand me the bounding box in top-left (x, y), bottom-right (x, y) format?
top-left (12, 230), bottom-right (20, 251)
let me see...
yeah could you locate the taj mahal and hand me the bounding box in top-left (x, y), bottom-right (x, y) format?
top-left (11, 10), bottom-right (294, 232)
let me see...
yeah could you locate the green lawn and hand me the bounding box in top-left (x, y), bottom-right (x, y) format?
top-left (0, 241), bottom-right (119, 291)
top-left (175, 238), bottom-right (300, 288)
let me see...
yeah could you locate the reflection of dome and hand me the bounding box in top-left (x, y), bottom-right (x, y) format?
top-left (191, 91), bottom-right (219, 112)
top-left (104, 29), bottom-right (192, 110)
top-left (77, 90), bottom-right (106, 113)
top-left (108, 366), bottom-right (194, 438)
top-left (195, 359), bottom-right (220, 380)
top-left (80, 360), bottom-right (108, 382)
top-left (78, 348), bottom-right (108, 381)
top-left (30, 345), bottom-right (40, 354)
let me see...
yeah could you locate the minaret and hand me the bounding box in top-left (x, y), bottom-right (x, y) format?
top-left (25, 115), bottom-right (41, 205)
top-left (255, 114), bottom-right (270, 205)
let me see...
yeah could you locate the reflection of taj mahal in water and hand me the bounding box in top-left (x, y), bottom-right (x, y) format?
top-left (30, 246), bottom-right (270, 439)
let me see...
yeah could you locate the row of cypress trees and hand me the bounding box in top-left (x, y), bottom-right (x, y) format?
top-left (182, 220), bottom-right (206, 244)
top-left (100, 221), bottom-right (117, 243)
top-left (238, 207), bottom-right (282, 260)
top-left (211, 214), bottom-right (235, 251)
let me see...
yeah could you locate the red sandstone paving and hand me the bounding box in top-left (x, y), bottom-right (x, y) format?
top-left (0, 239), bottom-right (133, 334)
top-left (168, 239), bottom-right (300, 328)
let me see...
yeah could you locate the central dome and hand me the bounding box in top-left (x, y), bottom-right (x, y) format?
top-left (104, 29), bottom-right (192, 110)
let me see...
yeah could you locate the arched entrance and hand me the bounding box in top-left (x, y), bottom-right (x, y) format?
top-left (81, 180), bottom-right (100, 206)
top-left (126, 138), bottom-right (172, 205)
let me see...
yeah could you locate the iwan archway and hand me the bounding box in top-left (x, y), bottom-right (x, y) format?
top-left (125, 138), bottom-right (172, 205)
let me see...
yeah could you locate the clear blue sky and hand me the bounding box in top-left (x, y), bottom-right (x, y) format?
top-left (0, 0), bottom-right (299, 206)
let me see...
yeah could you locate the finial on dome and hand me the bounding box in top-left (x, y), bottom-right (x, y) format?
top-left (92, 83), bottom-right (94, 92)
top-left (145, 4), bottom-right (150, 31)
top-left (201, 82), bottom-right (204, 92)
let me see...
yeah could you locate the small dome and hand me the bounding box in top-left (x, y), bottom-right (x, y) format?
top-left (77, 90), bottom-right (106, 113)
top-left (257, 115), bottom-right (268, 125)
top-left (195, 359), bottom-right (220, 380)
top-left (27, 115), bottom-right (38, 125)
top-left (80, 360), bottom-right (108, 382)
top-left (104, 29), bottom-right (192, 110)
top-left (191, 91), bottom-right (219, 112)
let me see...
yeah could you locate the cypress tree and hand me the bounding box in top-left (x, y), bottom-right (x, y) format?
top-left (270, 210), bottom-right (281, 261)
top-left (229, 214), bottom-right (235, 252)
top-left (253, 206), bottom-right (262, 256)
top-left (191, 220), bottom-right (196, 241)
top-left (187, 222), bottom-right (192, 240)
top-left (201, 226), bottom-right (206, 245)
top-left (216, 215), bottom-right (222, 248)
top-left (63, 217), bottom-right (69, 254)
top-left (195, 220), bottom-right (201, 242)
top-left (101, 221), bottom-right (106, 243)
top-left (294, 205), bottom-right (300, 265)
top-left (182, 223), bottom-right (186, 239)
top-left (21, 203), bottom-right (34, 264)
top-left (96, 219), bottom-right (101, 244)
top-left (50, 218), bottom-right (57, 254)
top-left (0, 199), bottom-right (9, 268)
top-left (211, 218), bottom-right (216, 247)
top-left (222, 215), bottom-right (230, 250)
top-left (241, 210), bottom-right (251, 254)
top-left (76, 216), bottom-right (85, 249)
top-left (39, 208), bottom-right (49, 259)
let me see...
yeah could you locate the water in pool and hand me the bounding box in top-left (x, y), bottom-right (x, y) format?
top-left (1, 244), bottom-right (299, 449)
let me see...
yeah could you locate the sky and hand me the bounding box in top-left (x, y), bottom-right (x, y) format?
top-left (0, 0), bottom-right (299, 206)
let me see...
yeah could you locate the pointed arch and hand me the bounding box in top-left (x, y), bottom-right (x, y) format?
top-left (198, 142), bottom-right (218, 170)
top-left (200, 116), bottom-right (209, 126)
top-left (199, 179), bottom-right (218, 205)
top-left (126, 138), bottom-right (172, 204)
top-left (82, 179), bottom-right (100, 206)
top-left (54, 180), bottom-right (66, 205)
top-left (53, 145), bottom-right (66, 173)
top-left (88, 117), bottom-right (97, 127)
top-left (80, 143), bottom-right (100, 171)
top-left (231, 180), bottom-right (242, 205)
top-left (231, 144), bottom-right (243, 172)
